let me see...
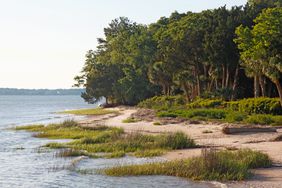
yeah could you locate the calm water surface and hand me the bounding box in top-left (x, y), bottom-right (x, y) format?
top-left (0, 95), bottom-right (214, 188)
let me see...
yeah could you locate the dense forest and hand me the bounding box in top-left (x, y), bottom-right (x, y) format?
top-left (75, 0), bottom-right (282, 106)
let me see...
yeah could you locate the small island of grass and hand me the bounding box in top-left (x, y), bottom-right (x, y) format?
top-left (103, 149), bottom-right (272, 181)
top-left (15, 120), bottom-right (196, 158)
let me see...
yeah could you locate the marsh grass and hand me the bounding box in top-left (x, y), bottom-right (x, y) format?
top-left (133, 149), bottom-right (165, 158)
top-left (103, 148), bottom-right (272, 181)
top-left (105, 151), bottom-right (126, 158)
top-left (61, 108), bottom-right (118, 116)
top-left (16, 120), bottom-right (196, 158)
top-left (55, 149), bottom-right (87, 157)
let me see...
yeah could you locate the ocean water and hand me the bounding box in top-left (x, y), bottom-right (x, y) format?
top-left (0, 95), bottom-right (214, 188)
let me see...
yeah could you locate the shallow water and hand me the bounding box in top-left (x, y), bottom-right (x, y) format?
top-left (0, 95), bottom-right (214, 187)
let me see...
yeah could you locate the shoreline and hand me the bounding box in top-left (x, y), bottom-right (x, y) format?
top-left (78, 106), bottom-right (282, 187)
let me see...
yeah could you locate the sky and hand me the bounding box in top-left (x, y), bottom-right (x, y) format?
top-left (0, 0), bottom-right (247, 89)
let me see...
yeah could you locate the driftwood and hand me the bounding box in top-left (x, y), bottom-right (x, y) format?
top-left (223, 125), bottom-right (277, 134)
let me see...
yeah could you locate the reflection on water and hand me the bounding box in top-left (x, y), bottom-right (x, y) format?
top-left (0, 96), bottom-right (214, 187)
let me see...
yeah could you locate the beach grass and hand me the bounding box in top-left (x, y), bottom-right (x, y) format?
top-left (133, 149), bottom-right (165, 158)
top-left (15, 120), bottom-right (196, 158)
top-left (103, 148), bottom-right (272, 181)
top-left (60, 108), bottom-right (118, 116)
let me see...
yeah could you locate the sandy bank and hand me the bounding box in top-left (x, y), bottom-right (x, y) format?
top-left (79, 106), bottom-right (282, 187)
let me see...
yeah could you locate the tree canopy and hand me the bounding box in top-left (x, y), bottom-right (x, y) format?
top-left (75, 2), bottom-right (282, 106)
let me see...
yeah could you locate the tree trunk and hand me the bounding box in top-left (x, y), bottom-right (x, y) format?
top-left (259, 76), bottom-right (266, 97)
top-left (215, 79), bottom-right (218, 90)
top-left (196, 75), bottom-right (201, 96)
top-left (254, 76), bottom-right (260, 98)
top-left (208, 78), bottom-right (214, 92)
top-left (231, 65), bottom-right (239, 100)
top-left (274, 79), bottom-right (282, 107)
top-left (183, 83), bottom-right (190, 102)
top-left (225, 65), bottom-right (230, 88)
top-left (222, 65), bottom-right (225, 89)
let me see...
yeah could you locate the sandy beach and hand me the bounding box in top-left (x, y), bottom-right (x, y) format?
top-left (79, 106), bottom-right (282, 188)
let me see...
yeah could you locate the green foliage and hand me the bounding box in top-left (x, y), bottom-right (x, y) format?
top-left (103, 149), bottom-right (272, 181)
top-left (187, 98), bottom-right (224, 109)
top-left (157, 107), bottom-right (282, 125)
top-left (245, 114), bottom-right (276, 125)
top-left (16, 122), bottom-right (196, 158)
top-left (225, 112), bottom-right (247, 123)
top-left (227, 97), bottom-right (282, 115)
top-left (235, 8), bottom-right (282, 105)
top-left (75, 2), bottom-right (282, 105)
top-left (158, 109), bottom-right (227, 120)
top-left (138, 95), bottom-right (185, 110)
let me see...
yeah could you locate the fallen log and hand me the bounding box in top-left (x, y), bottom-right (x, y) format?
top-left (222, 125), bottom-right (277, 134)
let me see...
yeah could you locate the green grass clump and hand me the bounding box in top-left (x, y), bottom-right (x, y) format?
top-left (138, 95), bottom-right (185, 110)
top-left (15, 121), bottom-right (196, 158)
top-left (105, 151), bottom-right (126, 158)
top-left (122, 117), bottom-right (140, 123)
top-left (157, 132), bottom-right (196, 149)
top-left (103, 149), bottom-right (272, 181)
top-left (44, 142), bottom-right (66, 149)
top-left (133, 149), bottom-right (165, 158)
top-left (61, 108), bottom-right (118, 115)
top-left (56, 149), bottom-right (87, 157)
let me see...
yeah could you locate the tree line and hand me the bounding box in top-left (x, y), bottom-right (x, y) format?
top-left (75, 0), bottom-right (282, 106)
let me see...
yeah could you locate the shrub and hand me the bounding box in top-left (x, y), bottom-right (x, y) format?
top-left (227, 97), bottom-right (282, 115)
top-left (187, 98), bottom-right (224, 109)
top-left (158, 109), bottom-right (227, 120)
top-left (225, 112), bottom-right (247, 123)
top-left (245, 114), bottom-right (275, 125)
top-left (138, 95), bottom-right (185, 110)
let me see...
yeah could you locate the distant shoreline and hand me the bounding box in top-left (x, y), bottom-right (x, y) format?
top-left (0, 88), bottom-right (84, 95)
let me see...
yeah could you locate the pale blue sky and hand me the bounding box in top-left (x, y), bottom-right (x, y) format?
top-left (0, 0), bottom-right (247, 89)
